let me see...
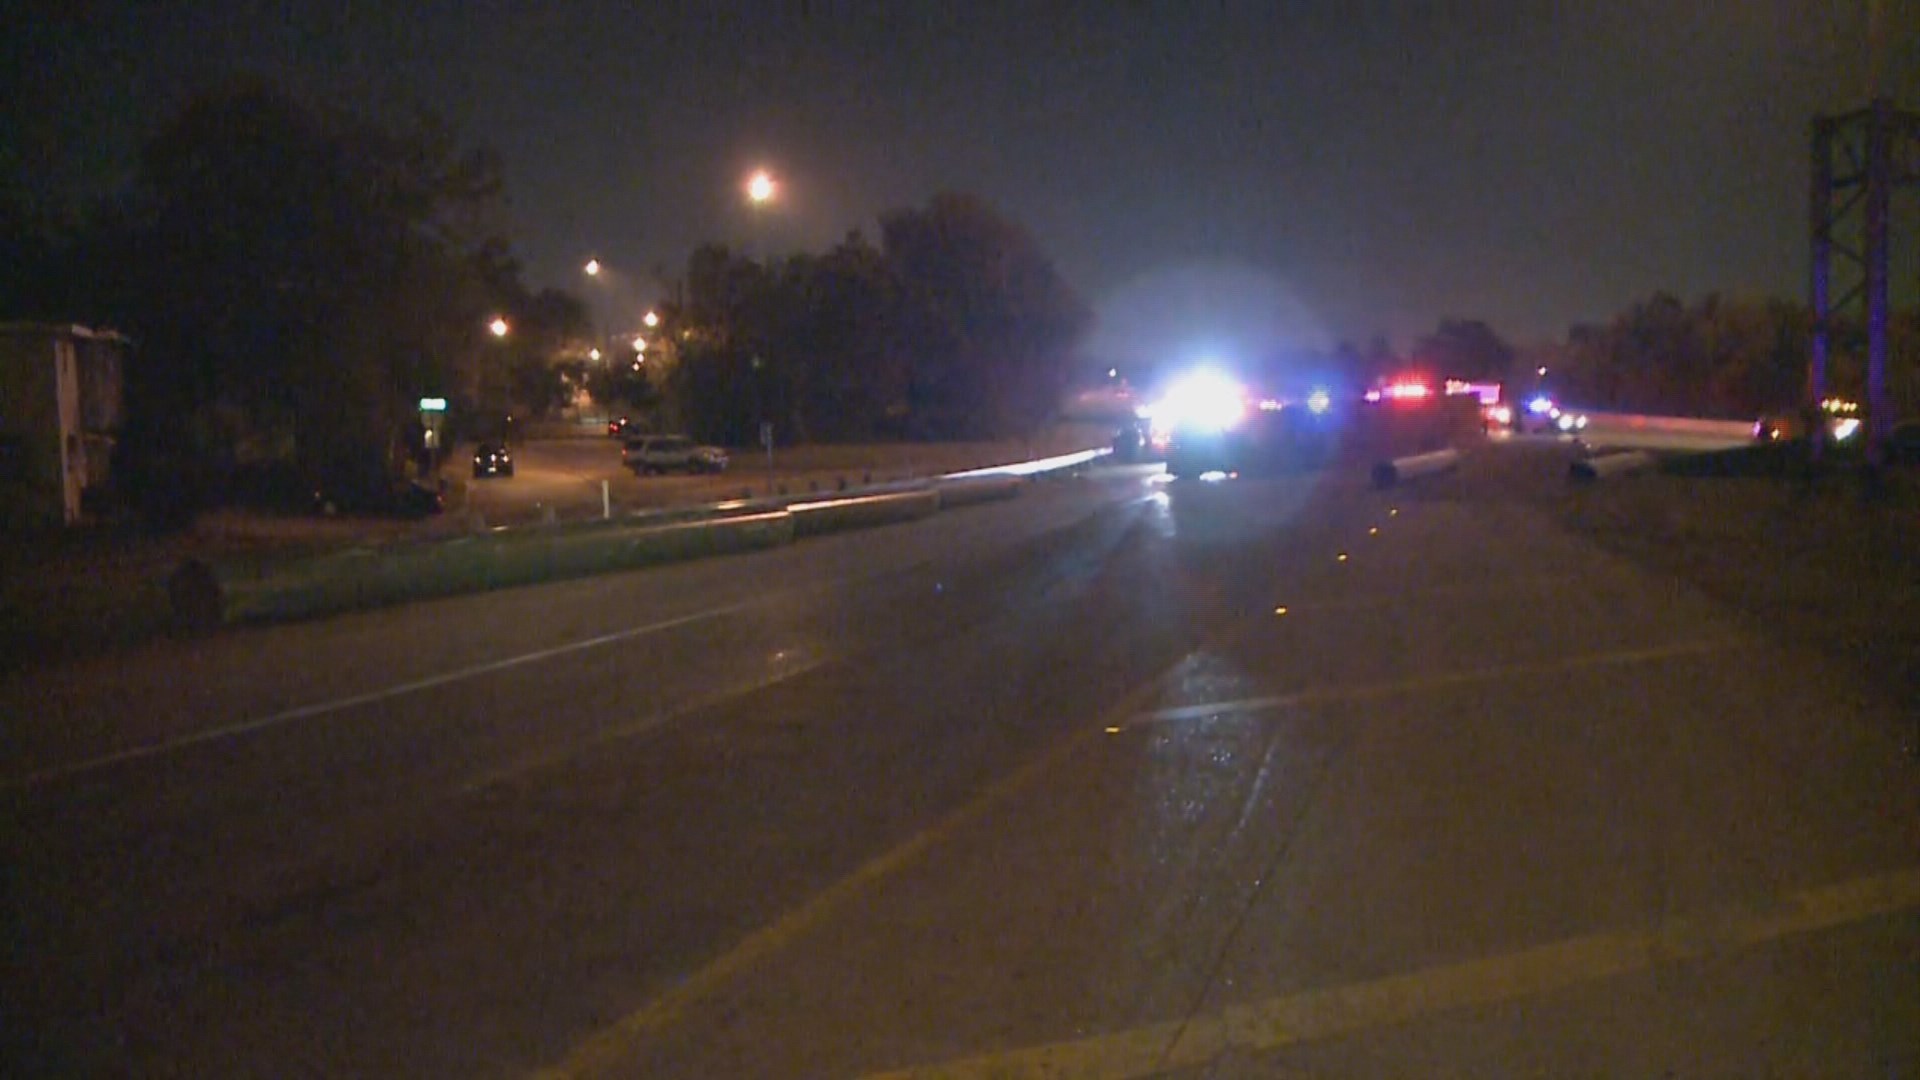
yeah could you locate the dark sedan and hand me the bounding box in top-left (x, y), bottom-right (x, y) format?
top-left (472, 442), bottom-right (515, 478)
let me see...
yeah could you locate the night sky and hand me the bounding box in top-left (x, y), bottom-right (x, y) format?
top-left (8, 1), bottom-right (1917, 367)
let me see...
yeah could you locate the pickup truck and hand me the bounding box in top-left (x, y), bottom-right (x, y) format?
top-left (621, 434), bottom-right (729, 474)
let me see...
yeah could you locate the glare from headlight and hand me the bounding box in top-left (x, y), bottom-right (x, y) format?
top-left (1307, 388), bottom-right (1332, 414)
top-left (1152, 371), bottom-right (1247, 434)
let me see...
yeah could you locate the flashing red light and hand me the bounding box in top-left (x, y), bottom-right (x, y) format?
top-left (1382, 381), bottom-right (1432, 401)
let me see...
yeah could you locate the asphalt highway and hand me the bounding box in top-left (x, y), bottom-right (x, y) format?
top-left (4, 454), bottom-right (1915, 1077)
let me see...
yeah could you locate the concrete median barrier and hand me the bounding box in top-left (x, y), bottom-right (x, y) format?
top-left (167, 444), bottom-right (1087, 629)
top-left (787, 488), bottom-right (941, 538)
top-left (933, 475), bottom-right (1024, 508)
top-left (174, 510), bottom-right (795, 626)
top-left (1569, 450), bottom-right (1654, 483)
top-left (940, 447), bottom-right (1109, 479)
top-left (1371, 448), bottom-right (1460, 489)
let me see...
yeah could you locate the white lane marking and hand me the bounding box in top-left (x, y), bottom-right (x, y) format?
top-left (5, 584), bottom-right (852, 792)
top-left (458, 652), bottom-right (839, 793)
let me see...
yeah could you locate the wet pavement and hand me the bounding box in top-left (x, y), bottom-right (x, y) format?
top-left (4, 455), bottom-right (1915, 1077)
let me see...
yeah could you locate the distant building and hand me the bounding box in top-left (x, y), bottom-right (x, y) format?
top-left (0, 323), bottom-right (128, 526)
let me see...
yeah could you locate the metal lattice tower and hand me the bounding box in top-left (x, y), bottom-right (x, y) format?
top-left (1809, 97), bottom-right (1920, 464)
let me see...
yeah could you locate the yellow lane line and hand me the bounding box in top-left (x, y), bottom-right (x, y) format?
top-left (531, 622), bottom-right (1264, 1079)
top-left (864, 864), bottom-right (1920, 1080)
top-left (1134, 637), bottom-right (1747, 725)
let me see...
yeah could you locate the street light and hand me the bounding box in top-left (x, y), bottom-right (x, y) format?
top-left (584, 258), bottom-right (601, 276)
top-left (588, 347), bottom-right (601, 361)
top-left (488, 316), bottom-right (510, 337)
top-left (746, 169), bottom-right (776, 204)
top-left (643, 310), bottom-right (660, 328)
top-left (633, 335), bottom-right (647, 352)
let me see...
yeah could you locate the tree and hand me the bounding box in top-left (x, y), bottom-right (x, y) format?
top-left (880, 193), bottom-right (1089, 438)
top-left (492, 287), bottom-right (593, 418)
top-left (1415, 319), bottom-right (1515, 383)
top-left (661, 244), bottom-right (775, 445)
top-left (1558, 293), bottom-right (1822, 418)
top-left (94, 82), bottom-right (521, 516)
top-left (652, 197), bottom-right (1086, 444)
top-left (777, 232), bottom-right (906, 441)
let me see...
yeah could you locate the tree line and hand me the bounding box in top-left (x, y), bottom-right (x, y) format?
top-left (1548, 292), bottom-right (1918, 420)
top-left (618, 195), bottom-right (1089, 447)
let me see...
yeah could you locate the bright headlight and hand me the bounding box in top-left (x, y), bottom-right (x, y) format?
top-left (1152, 371), bottom-right (1247, 434)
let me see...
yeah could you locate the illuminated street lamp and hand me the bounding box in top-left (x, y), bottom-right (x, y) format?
top-left (746, 169), bottom-right (777, 204)
top-left (588, 347), bottom-right (601, 361)
top-left (584, 258), bottom-right (601, 276)
top-left (633, 335), bottom-right (647, 353)
top-left (488, 316), bottom-right (510, 337)
top-left (643, 310), bottom-right (660, 328)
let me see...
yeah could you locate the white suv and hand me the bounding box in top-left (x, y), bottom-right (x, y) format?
top-left (622, 434), bottom-right (729, 474)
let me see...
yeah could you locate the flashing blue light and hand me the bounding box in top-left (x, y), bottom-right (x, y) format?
top-left (1526, 396), bottom-right (1555, 415)
top-left (1307, 388), bottom-right (1332, 414)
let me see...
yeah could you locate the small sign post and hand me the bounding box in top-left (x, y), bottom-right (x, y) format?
top-left (760, 421), bottom-right (775, 492)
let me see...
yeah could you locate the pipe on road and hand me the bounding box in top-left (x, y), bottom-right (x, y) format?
top-left (1568, 450), bottom-right (1655, 483)
top-left (1372, 448), bottom-right (1460, 489)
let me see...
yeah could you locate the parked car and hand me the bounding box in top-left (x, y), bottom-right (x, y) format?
top-left (622, 434), bottom-right (728, 474)
top-left (471, 442), bottom-right (514, 478)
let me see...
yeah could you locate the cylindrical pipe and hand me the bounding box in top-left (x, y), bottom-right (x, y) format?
top-left (1372, 448), bottom-right (1459, 489)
